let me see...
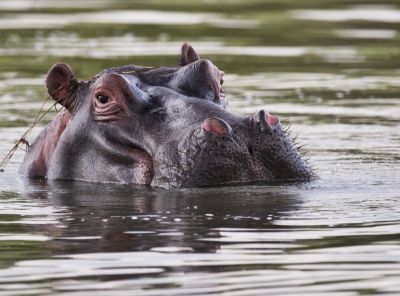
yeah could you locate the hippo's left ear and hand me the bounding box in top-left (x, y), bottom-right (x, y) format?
top-left (179, 42), bottom-right (200, 66)
top-left (46, 63), bottom-right (79, 113)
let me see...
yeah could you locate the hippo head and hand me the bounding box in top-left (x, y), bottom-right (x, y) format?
top-left (20, 43), bottom-right (314, 189)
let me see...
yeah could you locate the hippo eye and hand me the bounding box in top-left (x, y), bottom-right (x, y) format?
top-left (96, 94), bottom-right (109, 104)
top-left (220, 78), bottom-right (224, 85)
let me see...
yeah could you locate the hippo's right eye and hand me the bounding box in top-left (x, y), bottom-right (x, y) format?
top-left (96, 94), bottom-right (109, 104)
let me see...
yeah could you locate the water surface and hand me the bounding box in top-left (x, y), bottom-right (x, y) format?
top-left (0, 0), bottom-right (399, 295)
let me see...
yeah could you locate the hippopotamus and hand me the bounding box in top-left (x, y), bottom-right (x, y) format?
top-left (20, 43), bottom-right (314, 189)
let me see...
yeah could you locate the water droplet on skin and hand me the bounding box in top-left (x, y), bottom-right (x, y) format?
top-left (174, 218), bottom-right (182, 222)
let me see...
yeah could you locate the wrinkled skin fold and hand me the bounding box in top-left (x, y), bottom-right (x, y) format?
top-left (20, 43), bottom-right (315, 189)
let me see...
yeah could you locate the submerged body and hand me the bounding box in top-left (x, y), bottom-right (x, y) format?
top-left (20, 44), bottom-right (314, 189)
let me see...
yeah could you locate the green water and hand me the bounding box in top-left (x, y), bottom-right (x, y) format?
top-left (0, 1), bottom-right (399, 295)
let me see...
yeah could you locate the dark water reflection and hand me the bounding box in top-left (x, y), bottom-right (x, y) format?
top-left (1, 0), bottom-right (400, 295)
top-left (22, 180), bottom-right (303, 253)
top-left (1, 176), bottom-right (399, 295)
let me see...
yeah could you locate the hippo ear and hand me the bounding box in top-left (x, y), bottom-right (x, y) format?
top-left (179, 42), bottom-right (200, 66)
top-left (46, 63), bottom-right (78, 113)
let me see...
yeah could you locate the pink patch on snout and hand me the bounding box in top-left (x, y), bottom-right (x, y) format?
top-left (265, 112), bottom-right (278, 126)
top-left (201, 118), bottom-right (228, 136)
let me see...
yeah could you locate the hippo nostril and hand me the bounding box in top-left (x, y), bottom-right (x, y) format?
top-left (201, 117), bottom-right (231, 136)
top-left (265, 112), bottom-right (278, 126)
top-left (257, 110), bottom-right (281, 133)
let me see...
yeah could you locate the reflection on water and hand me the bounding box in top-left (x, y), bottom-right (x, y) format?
top-left (1, 180), bottom-right (399, 295)
top-left (0, 10), bottom-right (258, 29)
top-left (0, 0), bottom-right (400, 295)
top-left (0, 37), bottom-right (360, 59)
top-left (293, 6), bottom-right (400, 23)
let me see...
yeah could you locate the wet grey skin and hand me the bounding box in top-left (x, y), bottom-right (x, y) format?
top-left (19, 43), bottom-right (315, 189)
